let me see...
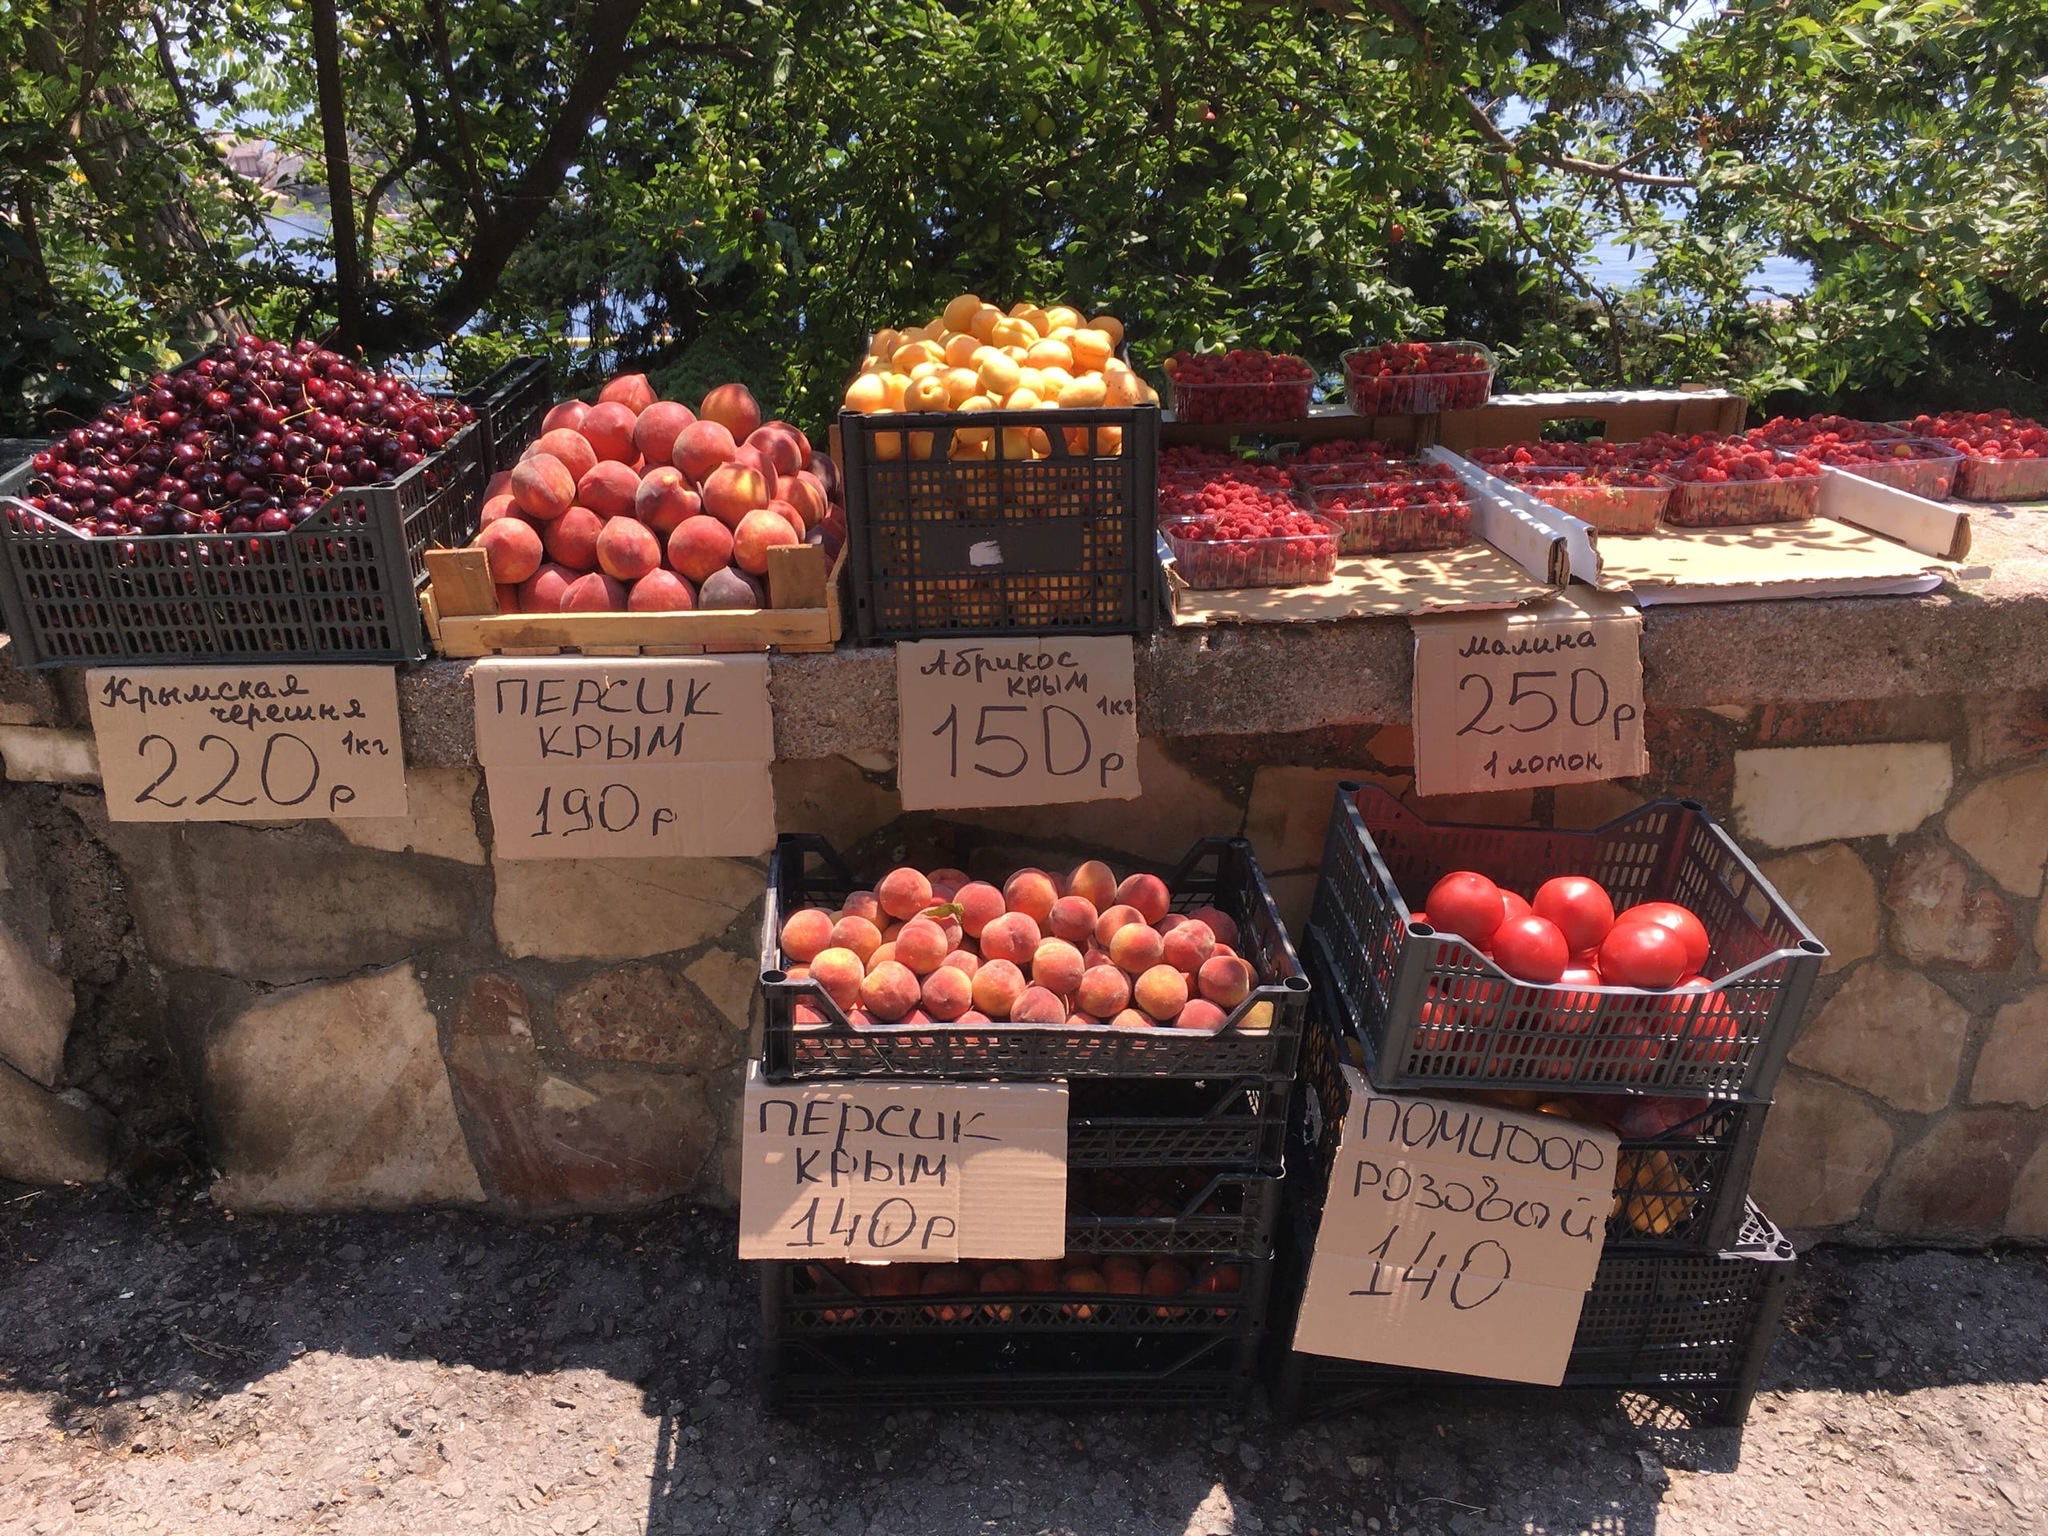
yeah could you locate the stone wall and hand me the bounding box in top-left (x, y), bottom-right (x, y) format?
top-left (4, 656), bottom-right (2048, 1245)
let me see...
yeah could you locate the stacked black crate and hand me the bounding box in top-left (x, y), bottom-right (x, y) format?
top-left (753, 834), bottom-right (1311, 1413)
top-left (1270, 783), bottom-right (1823, 1425)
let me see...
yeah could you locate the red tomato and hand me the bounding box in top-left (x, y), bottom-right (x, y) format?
top-left (1533, 876), bottom-right (1615, 954)
top-left (1490, 913), bottom-right (1569, 983)
top-left (1425, 871), bottom-right (1506, 946)
top-left (1500, 890), bottom-right (1534, 923)
top-left (1598, 919), bottom-right (1689, 989)
top-left (1619, 901), bottom-right (1710, 973)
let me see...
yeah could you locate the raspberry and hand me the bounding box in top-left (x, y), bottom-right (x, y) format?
top-left (1162, 350), bottom-right (1315, 424)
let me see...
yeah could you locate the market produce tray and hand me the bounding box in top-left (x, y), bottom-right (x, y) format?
top-left (839, 405), bottom-right (1160, 642)
top-left (759, 1255), bottom-right (1269, 1413)
top-left (1309, 785), bottom-right (1825, 1098)
top-left (760, 834), bottom-right (1309, 1082)
top-left (1068, 1168), bottom-right (1281, 1258)
top-left (1290, 940), bottom-right (1768, 1251)
top-left (1266, 1199), bottom-right (1794, 1426)
top-left (0, 358), bottom-right (546, 668)
top-left (1068, 1074), bottom-right (1291, 1172)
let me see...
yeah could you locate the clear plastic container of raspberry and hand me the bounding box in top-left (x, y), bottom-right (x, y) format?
top-left (1341, 342), bottom-right (1496, 416)
top-left (1163, 512), bottom-right (1339, 588)
top-left (1493, 465), bottom-right (1672, 535)
top-left (1788, 438), bottom-right (1963, 501)
top-left (1891, 411), bottom-right (2048, 502)
top-left (1162, 351), bottom-right (1316, 424)
top-left (1302, 481), bottom-right (1474, 555)
top-left (1663, 473), bottom-right (1822, 527)
top-left (1952, 455), bottom-right (2048, 502)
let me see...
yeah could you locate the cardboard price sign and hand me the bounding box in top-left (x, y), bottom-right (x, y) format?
top-left (1411, 588), bottom-right (1648, 798)
top-left (739, 1065), bottom-right (1068, 1261)
top-left (895, 636), bottom-right (1141, 812)
top-left (89, 665), bottom-right (405, 823)
top-left (474, 656), bottom-right (775, 859)
top-left (1293, 1068), bottom-right (1619, 1386)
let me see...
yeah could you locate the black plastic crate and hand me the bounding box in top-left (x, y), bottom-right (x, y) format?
top-left (760, 834), bottom-right (1309, 1082)
top-left (0, 358), bottom-right (546, 668)
top-left (1069, 1168), bottom-right (1280, 1258)
top-left (460, 356), bottom-right (552, 477)
top-left (840, 405), bottom-right (1160, 642)
top-left (1267, 1200), bottom-right (1794, 1426)
top-left (1069, 1075), bottom-right (1290, 1172)
top-left (760, 1255), bottom-right (1268, 1413)
top-left (1309, 784), bottom-right (1825, 1098)
top-left (1291, 930), bottom-right (1767, 1251)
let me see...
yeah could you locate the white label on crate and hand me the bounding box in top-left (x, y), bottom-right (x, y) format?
top-left (738, 1065), bottom-right (1068, 1261)
top-left (968, 540), bottom-right (1004, 567)
top-left (896, 636), bottom-right (1141, 811)
top-left (89, 665), bottom-right (406, 822)
top-left (473, 656), bottom-right (774, 858)
top-left (1291, 1067), bottom-right (1618, 1386)
top-left (1409, 589), bottom-right (1649, 798)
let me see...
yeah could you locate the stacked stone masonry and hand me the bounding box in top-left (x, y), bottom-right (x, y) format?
top-left (6, 511), bottom-right (2048, 1240)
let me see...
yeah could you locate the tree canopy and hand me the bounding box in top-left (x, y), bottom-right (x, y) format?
top-left (4, 0), bottom-right (2044, 434)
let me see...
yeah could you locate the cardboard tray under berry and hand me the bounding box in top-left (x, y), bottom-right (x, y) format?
top-left (1308, 785), bottom-right (1826, 1098)
top-left (758, 834), bottom-right (1310, 1082)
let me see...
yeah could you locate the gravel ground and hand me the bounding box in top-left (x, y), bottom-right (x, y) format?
top-left (1, 1184), bottom-right (2044, 1536)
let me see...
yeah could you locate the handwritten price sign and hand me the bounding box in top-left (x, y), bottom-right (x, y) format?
top-left (1411, 589), bottom-right (1648, 798)
top-left (89, 665), bottom-right (406, 822)
top-left (1291, 1070), bottom-right (1618, 1385)
top-left (895, 636), bottom-right (1141, 811)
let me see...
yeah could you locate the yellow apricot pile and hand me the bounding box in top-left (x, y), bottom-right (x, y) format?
top-left (843, 296), bottom-right (1160, 461)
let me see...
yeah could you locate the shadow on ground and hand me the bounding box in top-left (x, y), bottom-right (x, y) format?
top-left (3, 1180), bottom-right (2045, 1535)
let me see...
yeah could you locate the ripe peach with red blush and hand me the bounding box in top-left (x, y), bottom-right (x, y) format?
top-left (701, 382), bottom-right (762, 440)
top-left (1002, 870), bottom-right (1059, 924)
top-left (1076, 965), bottom-right (1131, 1018)
top-left (1175, 999), bottom-right (1228, 1032)
top-left (747, 423), bottom-right (807, 478)
top-left (1110, 1008), bottom-right (1151, 1030)
top-left (971, 959), bottom-right (1027, 1018)
top-left (865, 942), bottom-right (897, 972)
top-left (1061, 860), bottom-right (1116, 909)
top-left (733, 508), bottom-right (799, 574)
top-left (928, 868), bottom-right (969, 900)
top-left (632, 400), bottom-right (696, 465)
top-left (517, 563), bottom-right (575, 613)
top-left (940, 948), bottom-right (980, 977)
top-left (877, 867), bottom-right (934, 921)
top-left (628, 570), bottom-right (694, 611)
top-left (779, 908), bottom-right (834, 964)
top-left (1108, 923), bottom-right (1164, 975)
top-left (829, 914), bottom-right (882, 962)
top-left (577, 461), bottom-right (640, 521)
top-left (1046, 896), bottom-right (1099, 945)
top-left (840, 892), bottom-right (882, 926)
top-left (1012, 986), bottom-right (1067, 1024)
top-left (921, 965), bottom-right (972, 1021)
top-left (1133, 964), bottom-right (1190, 1021)
top-left (809, 948), bottom-right (865, 1011)
top-left (526, 428), bottom-right (598, 483)
top-left (579, 401), bottom-right (638, 462)
top-left (1189, 906), bottom-right (1240, 948)
top-left (480, 492), bottom-right (520, 526)
top-left (979, 912), bottom-right (1041, 965)
top-left (1161, 920), bottom-right (1216, 975)
top-left (596, 517), bottom-right (662, 582)
top-left (1197, 954), bottom-right (1255, 1009)
top-left (893, 917), bottom-right (948, 975)
top-left (542, 506), bottom-right (603, 570)
top-left (561, 572), bottom-right (626, 611)
top-left (860, 961), bottom-right (921, 1022)
top-left (667, 516), bottom-right (734, 583)
top-left (784, 471), bottom-right (830, 530)
top-left (1094, 904), bottom-right (1146, 947)
top-left (1031, 939), bottom-right (1085, 998)
top-left (955, 882), bottom-right (1006, 937)
top-left (510, 453), bottom-right (576, 520)
top-left (541, 399), bottom-right (589, 433)
top-left (598, 374), bottom-right (656, 414)
top-left (673, 420), bottom-right (737, 482)
top-left (476, 518), bottom-right (543, 584)
top-left (634, 467), bottom-right (700, 534)
top-left (702, 463), bottom-right (770, 526)
top-left (1115, 873), bottom-right (1172, 925)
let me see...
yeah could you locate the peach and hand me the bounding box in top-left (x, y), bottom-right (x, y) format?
top-left (698, 567), bottom-right (762, 609)
top-left (1110, 1008), bottom-right (1152, 1030)
top-left (970, 959), bottom-right (1027, 1019)
top-left (1116, 873), bottom-right (1172, 925)
top-left (1190, 906), bottom-right (1240, 949)
top-left (1046, 895), bottom-right (1099, 946)
top-left (701, 381), bottom-right (762, 440)
top-left (509, 453), bottom-right (576, 521)
top-left (979, 912), bottom-right (1041, 965)
top-left (633, 466), bottom-right (699, 534)
top-left (747, 423), bottom-right (807, 478)
top-left (628, 569), bottom-right (694, 611)
top-left (784, 471), bottom-right (830, 530)
top-left (766, 498), bottom-right (806, 542)
top-left (894, 917), bottom-right (948, 975)
top-left (1094, 903), bottom-right (1146, 947)
top-left (1102, 1256), bottom-right (1146, 1294)
top-left (577, 460), bottom-right (641, 521)
top-left (516, 562), bottom-right (575, 613)
top-left (841, 891), bottom-right (882, 925)
top-left (1161, 920), bottom-right (1217, 975)
top-left (1197, 954), bottom-right (1255, 1010)
top-left (1083, 946), bottom-right (1112, 970)
top-left (956, 1009), bottom-right (992, 1025)
top-left (921, 965), bottom-right (973, 1021)
top-left (541, 399), bottom-right (590, 433)
top-left (665, 515), bottom-right (734, 583)
top-left (633, 400), bottom-right (696, 464)
top-left (939, 948), bottom-right (980, 977)
top-left (928, 867), bottom-right (970, 900)
top-left (1175, 999), bottom-right (1228, 1032)
top-left (1066, 860), bottom-right (1118, 910)
top-left (1030, 939), bottom-right (1085, 998)
top-left (860, 960), bottom-right (921, 1022)
top-left (866, 941), bottom-right (897, 971)
top-left (580, 401), bottom-right (638, 462)
top-left (599, 373), bottom-right (656, 414)
top-left (809, 948), bottom-right (865, 1011)
top-left (828, 914), bottom-right (882, 962)
top-left (1075, 964), bottom-right (1131, 1018)
top-left (955, 882), bottom-right (1007, 938)
top-left (1002, 869), bottom-right (1059, 924)
top-left (1156, 913), bottom-right (1187, 935)
top-left (702, 463), bottom-right (770, 527)
top-left (732, 443), bottom-right (780, 502)
top-left (542, 506), bottom-right (603, 571)
top-left (877, 866), bottom-right (935, 921)
top-left (779, 908), bottom-right (834, 964)
top-left (596, 517), bottom-right (662, 581)
top-left (495, 582), bottom-right (519, 613)
top-left (1133, 964), bottom-right (1190, 1022)
top-left (480, 491), bottom-right (520, 526)
top-left (1108, 923), bottom-right (1164, 975)
top-left (488, 467), bottom-right (513, 494)
top-left (1012, 986), bottom-right (1067, 1024)
top-left (732, 507), bottom-right (799, 574)
top-left (561, 571), bottom-right (625, 612)
top-left (476, 517), bottom-right (543, 584)
top-left (673, 419), bottom-right (738, 482)
top-left (526, 427), bottom-right (598, 483)
top-left (809, 450), bottom-right (843, 500)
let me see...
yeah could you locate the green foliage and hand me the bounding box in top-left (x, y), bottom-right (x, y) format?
top-left (2, 0), bottom-right (2043, 436)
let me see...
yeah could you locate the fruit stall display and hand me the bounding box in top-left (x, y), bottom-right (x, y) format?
top-left (1486, 464), bottom-right (1671, 535)
top-left (464, 373), bottom-right (845, 616)
top-left (836, 297), bottom-right (1159, 641)
top-left (0, 338), bottom-right (545, 666)
top-left (1341, 341), bottom-right (1496, 415)
top-left (1897, 409), bottom-right (2048, 502)
top-left (1162, 348), bottom-right (1316, 424)
top-left (1288, 451), bottom-right (1475, 556)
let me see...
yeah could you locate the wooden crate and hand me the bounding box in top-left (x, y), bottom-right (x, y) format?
top-left (422, 543), bottom-right (845, 657)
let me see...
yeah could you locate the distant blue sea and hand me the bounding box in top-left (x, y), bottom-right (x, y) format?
top-left (1585, 240), bottom-right (1813, 298)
